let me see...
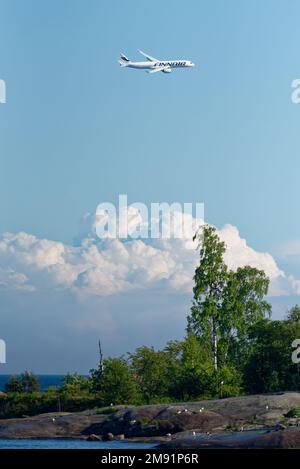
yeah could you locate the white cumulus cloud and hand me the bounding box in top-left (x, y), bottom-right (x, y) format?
top-left (0, 211), bottom-right (293, 298)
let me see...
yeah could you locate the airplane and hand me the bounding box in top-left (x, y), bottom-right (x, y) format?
top-left (118, 50), bottom-right (195, 74)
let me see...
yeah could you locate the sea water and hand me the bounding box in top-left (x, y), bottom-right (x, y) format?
top-left (0, 439), bottom-right (156, 449)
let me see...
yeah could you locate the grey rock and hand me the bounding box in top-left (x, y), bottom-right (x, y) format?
top-left (86, 434), bottom-right (101, 441)
top-left (1, 393), bottom-right (300, 442)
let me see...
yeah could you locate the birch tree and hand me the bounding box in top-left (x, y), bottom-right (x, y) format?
top-left (187, 225), bottom-right (270, 373)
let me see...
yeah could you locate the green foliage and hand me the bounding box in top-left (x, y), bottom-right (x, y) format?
top-left (187, 225), bottom-right (271, 395)
top-left (59, 373), bottom-right (91, 397)
top-left (287, 305), bottom-right (300, 324)
top-left (285, 407), bottom-right (300, 418)
top-left (177, 334), bottom-right (214, 400)
top-left (130, 346), bottom-right (174, 402)
top-left (4, 376), bottom-right (23, 393)
top-left (2, 312), bottom-right (300, 417)
top-left (21, 371), bottom-right (40, 393)
top-left (5, 371), bottom-right (40, 393)
top-left (215, 364), bottom-right (242, 398)
top-left (96, 406), bottom-right (118, 415)
top-left (91, 357), bottom-right (141, 406)
top-left (243, 319), bottom-right (300, 393)
top-left (0, 389), bottom-right (100, 419)
top-left (187, 225), bottom-right (228, 371)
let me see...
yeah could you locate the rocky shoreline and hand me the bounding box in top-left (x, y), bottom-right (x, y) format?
top-left (1, 392), bottom-right (300, 448)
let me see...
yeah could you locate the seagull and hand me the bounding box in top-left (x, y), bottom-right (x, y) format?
top-left (192, 431), bottom-right (196, 436)
top-left (177, 410), bottom-right (182, 414)
top-left (52, 418), bottom-right (56, 423)
top-left (184, 409), bottom-right (188, 413)
top-left (166, 433), bottom-right (171, 437)
top-left (110, 403), bottom-right (114, 407)
top-left (265, 405), bottom-right (269, 411)
top-left (199, 409), bottom-right (202, 413)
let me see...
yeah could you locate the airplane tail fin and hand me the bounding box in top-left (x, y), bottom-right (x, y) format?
top-left (118, 53), bottom-right (130, 67)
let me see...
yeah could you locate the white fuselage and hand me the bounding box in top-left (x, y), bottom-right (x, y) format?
top-left (128, 60), bottom-right (195, 70)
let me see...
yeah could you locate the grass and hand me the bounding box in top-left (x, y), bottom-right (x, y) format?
top-left (285, 407), bottom-right (300, 418)
top-left (96, 406), bottom-right (118, 415)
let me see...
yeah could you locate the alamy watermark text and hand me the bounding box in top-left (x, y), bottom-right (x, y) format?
top-left (95, 195), bottom-right (204, 239)
top-left (0, 79), bottom-right (6, 104)
top-left (0, 339), bottom-right (6, 364)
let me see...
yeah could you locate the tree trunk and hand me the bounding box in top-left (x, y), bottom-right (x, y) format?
top-left (98, 339), bottom-right (104, 374)
top-left (212, 319), bottom-right (218, 371)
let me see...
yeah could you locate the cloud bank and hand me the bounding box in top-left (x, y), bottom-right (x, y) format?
top-left (0, 211), bottom-right (290, 297)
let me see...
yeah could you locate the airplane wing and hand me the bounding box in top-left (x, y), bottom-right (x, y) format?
top-left (147, 66), bottom-right (171, 74)
top-left (138, 49), bottom-right (159, 62)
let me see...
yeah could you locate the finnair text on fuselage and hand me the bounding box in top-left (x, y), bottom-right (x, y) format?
top-left (156, 61), bottom-right (190, 67)
top-left (131, 60), bottom-right (193, 69)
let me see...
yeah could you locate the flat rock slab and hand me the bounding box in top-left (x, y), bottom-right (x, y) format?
top-left (1, 392), bottom-right (300, 440)
top-left (158, 428), bottom-right (300, 449)
top-left (82, 406), bottom-right (229, 438)
top-left (0, 412), bottom-right (105, 439)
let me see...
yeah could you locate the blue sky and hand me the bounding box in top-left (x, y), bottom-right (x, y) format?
top-left (1, 0), bottom-right (300, 372)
